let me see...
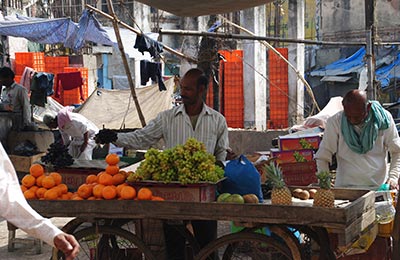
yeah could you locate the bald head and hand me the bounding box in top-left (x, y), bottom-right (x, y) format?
top-left (342, 90), bottom-right (370, 125)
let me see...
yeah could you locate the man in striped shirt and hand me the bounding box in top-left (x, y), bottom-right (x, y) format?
top-left (96, 68), bottom-right (230, 259)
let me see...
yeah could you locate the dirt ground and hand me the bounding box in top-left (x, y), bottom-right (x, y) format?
top-left (0, 218), bottom-right (71, 260)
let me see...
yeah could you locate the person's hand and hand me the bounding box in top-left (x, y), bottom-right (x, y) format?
top-left (53, 233), bottom-right (80, 260)
top-left (386, 179), bottom-right (399, 190)
top-left (226, 148), bottom-right (238, 160)
top-left (95, 129), bottom-right (118, 144)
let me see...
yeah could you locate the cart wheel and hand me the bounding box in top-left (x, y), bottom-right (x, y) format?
top-left (53, 226), bottom-right (156, 260)
top-left (196, 232), bottom-right (292, 260)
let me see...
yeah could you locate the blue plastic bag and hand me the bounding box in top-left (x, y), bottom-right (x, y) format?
top-left (221, 155), bottom-right (263, 202)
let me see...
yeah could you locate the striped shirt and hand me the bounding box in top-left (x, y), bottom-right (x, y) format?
top-left (115, 104), bottom-right (229, 161)
top-left (0, 82), bottom-right (32, 127)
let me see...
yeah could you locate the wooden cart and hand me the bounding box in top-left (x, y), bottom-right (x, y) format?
top-left (27, 187), bottom-right (376, 260)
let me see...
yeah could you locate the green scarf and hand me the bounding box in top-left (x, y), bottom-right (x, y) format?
top-left (341, 101), bottom-right (390, 154)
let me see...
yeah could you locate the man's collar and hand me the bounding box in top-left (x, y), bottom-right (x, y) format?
top-left (174, 103), bottom-right (211, 116)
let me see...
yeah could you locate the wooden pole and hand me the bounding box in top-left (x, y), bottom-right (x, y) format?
top-left (85, 4), bottom-right (197, 64)
top-left (106, 0), bottom-right (146, 127)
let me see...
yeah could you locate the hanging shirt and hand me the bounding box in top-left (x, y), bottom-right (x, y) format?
top-left (0, 82), bottom-right (32, 128)
top-left (55, 72), bottom-right (84, 101)
top-left (115, 104), bottom-right (229, 161)
top-left (315, 110), bottom-right (400, 189)
top-left (0, 143), bottom-right (62, 247)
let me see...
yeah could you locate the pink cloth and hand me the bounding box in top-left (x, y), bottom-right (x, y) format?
top-left (57, 106), bottom-right (74, 129)
top-left (20, 67), bottom-right (35, 91)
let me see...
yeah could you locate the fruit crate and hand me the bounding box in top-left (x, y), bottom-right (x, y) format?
top-left (278, 135), bottom-right (321, 151)
top-left (271, 149), bottom-right (314, 164)
top-left (279, 161), bottom-right (318, 186)
top-left (9, 153), bottom-right (46, 173)
top-left (128, 179), bottom-right (225, 202)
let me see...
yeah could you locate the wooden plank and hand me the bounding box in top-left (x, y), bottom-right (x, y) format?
top-left (342, 190), bottom-right (375, 225)
top-left (335, 208), bottom-right (376, 247)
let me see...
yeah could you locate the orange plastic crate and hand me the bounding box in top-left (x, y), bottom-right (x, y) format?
top-left (64, 67), bottom-right (89, 99)
top-left (15, 52), bottom-right (45, 74)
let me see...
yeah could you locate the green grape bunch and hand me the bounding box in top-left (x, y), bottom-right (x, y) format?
top-left (131, 138), bottom-right (224, 184)
top-left (299, 138), bottom-right (313, 149)
top-left (293, 151), bottom-right (307, 162)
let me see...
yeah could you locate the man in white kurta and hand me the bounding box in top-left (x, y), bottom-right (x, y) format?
top-left (44, 108), bottom-right (99, 160)
top-left (0, 143), bottom-right (79, 258)
top-left (315, 90), bottom-right (400, 190)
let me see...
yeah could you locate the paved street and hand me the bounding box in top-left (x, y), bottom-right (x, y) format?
top-left (0, 218), bottom-right (71, 260)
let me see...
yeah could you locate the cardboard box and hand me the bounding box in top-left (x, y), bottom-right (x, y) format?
top-left (279, 136), bottom-right (321, 151)
top-left (279, 161), bottom-right (317, 186)
top-left (129, 181), bottom-right (219, 202)
top-left (9, 153), bottom-right (46, 173)
top-left (271, 149), bottom-right (314, 163)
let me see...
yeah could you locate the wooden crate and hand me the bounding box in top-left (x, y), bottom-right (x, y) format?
top-left (9, 153), bottom-right (45, 173)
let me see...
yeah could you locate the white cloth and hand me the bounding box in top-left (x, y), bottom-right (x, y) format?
top-left (0, 82), bottom-right (32, 127)
top-left (115, 104), bottom-right (229, 161)
top-left (0, 143), bottom-right (62, 247)
top-left (59, 112), bottom-right (99, 160)
top-left (315, 110), bottom-right (400, 189)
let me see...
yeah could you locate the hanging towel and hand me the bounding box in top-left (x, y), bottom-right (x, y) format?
top-left (134, 35), bottom-right (163, 58)
top-left (55, 72), bottom-right (84, 100)
top-left (140, 60), bottom-right (166, 91)
top-left (341, 101), bottom-right (391, 154)
top-left (20, 67), bottom-right (35, 91)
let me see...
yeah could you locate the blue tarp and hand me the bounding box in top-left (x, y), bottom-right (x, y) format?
top-left (310, 46), bottom-right (400, 89)
top-left (0, 10), bottom-right (115, 50)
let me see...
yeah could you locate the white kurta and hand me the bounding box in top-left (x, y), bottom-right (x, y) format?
top-left (60, 113), bottom-right (99, 160)
top-left (315, 110), bottom-right (400, 189)
top-left (0, 143), bottom-right (62, 247)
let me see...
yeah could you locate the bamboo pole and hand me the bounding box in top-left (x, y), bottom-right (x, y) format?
top-left (159, 29), bottom-right (366, 47)
top-left (85, 4), bottom-right (197, 64)
top-left (218, 15), bottom-right (321, 113)
top-left (106, 0), bottom-right (146, 127)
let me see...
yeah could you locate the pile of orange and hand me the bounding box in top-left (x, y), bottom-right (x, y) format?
top-left (71, 153), bottom-right (164, 201)
top-left (20, 164), bottom-right (72, 200)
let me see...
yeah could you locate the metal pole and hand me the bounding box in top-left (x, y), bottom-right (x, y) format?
top-left (365, 0), bottom-right (376, 100)
top-left (106, 0), bottom-right (146, 127)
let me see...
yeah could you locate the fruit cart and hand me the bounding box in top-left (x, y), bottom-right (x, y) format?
top-left (28, 187), bottom-right (376, 260)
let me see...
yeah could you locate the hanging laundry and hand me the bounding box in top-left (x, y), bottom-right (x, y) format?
top-left (55, 72), bottom-right (84, 100)
top-left (30, 72), bottom-right (54, 107)
top-left (20, 67), bottom-right (35, 91)
top-left (134, 35), bottom-right (163, 58)
top-left (140, 60), bottom-right (166, 91)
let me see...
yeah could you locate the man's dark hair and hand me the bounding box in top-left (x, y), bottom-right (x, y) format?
top-left (0, 67), bottom-right (15, 79)
top-left (184, 68), bottom-right (208, 89)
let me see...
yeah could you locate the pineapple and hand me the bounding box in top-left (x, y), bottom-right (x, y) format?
top-left (264, 162), bottom-right (292, 205)
top-left (313, 171), bottom-right (335, 208)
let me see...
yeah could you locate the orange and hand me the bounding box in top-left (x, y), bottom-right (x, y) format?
top-left (20, 185), bottom-right (28, 193)
top-left (24, 190), bottom-right (36, 200)
top-left (72, 196), bottom-right (84, 200)
top-left (36, 187), bottom-right (48, 199)
top-left (151, 196), bottom-right (165, 201)
top-left (112, 173), bottom-right (126, 186)
top-left (120, 186), bottom-right (136, 200)
top-left (60, 193), bottom-right (70, 200)
top-left (42, 176), bottom-right (56, 189)
top-left (98, 173), bottom-right (113, 186)
top-left (116, 183), bottom-right (128, 197)
top-left (49, 172), bottom-right (62, 185)
top-left (77, 184), bottom-right (93, 199)
top-left (137, 187), bottom-right (153, 200)
top-left (29, 185), bottom-right (39, 194)
top-left (57, 184), bottom-right (68, 194)
top-left (105, 165), bottom-right (120, 176)
top-left (29, 164), bottom-right (44, 178)
top-left (93, 184), bottom-right (105, 198)
top-left (102, 185), bottom-right (117, 200)
top-left (86, 174), bottom-right (98, 184)
top-left (21, 175), bottom-right (36, 188)
top-left (36, 175), bottom-right (45, 187)
top-left (105, 153), bottom-right (120, 165)
top-left (44, 188), bottom-right (59, 200)
top-left (119, 170), bottom-right (129, 178)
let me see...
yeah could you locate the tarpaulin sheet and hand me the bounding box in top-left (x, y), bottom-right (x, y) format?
top-left (135, 0), bottom-right (273, 17)
top-left (0, 10), bottom-right (115, 50)
top-left (76, 77), bottom-right (175, 129)
top-left (376, 53), bottom-right (400, 89)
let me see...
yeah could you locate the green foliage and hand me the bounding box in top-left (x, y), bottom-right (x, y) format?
top-left (316, 171), bottom-right (332, 189)
top-left (264, 162), bottom-right (286, 189)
